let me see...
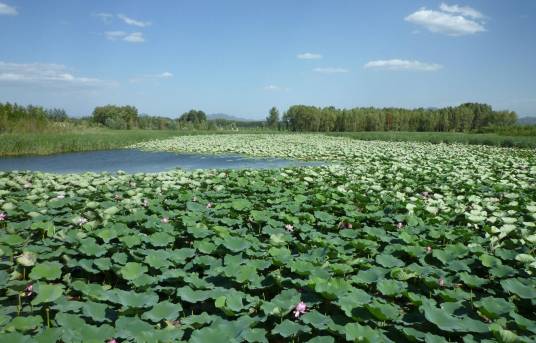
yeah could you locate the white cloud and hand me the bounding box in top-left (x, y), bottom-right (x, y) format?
top-left (123, 32), bottom-right (145, 43)
top-left (439, 3), bottom-right (483, 19)
top-left (130, 72), bottom-right (173, 83)
top-left (364, 59), bottom-right (443, 71)
top-left (264, 85), bottom-right (281, 91)
top-left (0, 61), bottom-right (115, 88)
top-left (118, 14), bottom-right (151, 27)
top-left (313, 67), bottom-right (349, 74)
top-left (0, 2), bottom-right (17, 15)
top-left (94, 12), bottom-right (113, 23)
top-left (105, 31), bottom-right (145, 43)
top-left (405, 4), bottom-right (486, 36)
top-left (297, 52), bottom-right (322, 60)
top-left (105, 31), bottom-right (127, 40)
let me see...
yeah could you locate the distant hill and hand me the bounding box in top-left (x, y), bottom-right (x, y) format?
top-left (518, 116), bottom-right (536, 125)
top-left (207, 113), bottom-right (259, 122)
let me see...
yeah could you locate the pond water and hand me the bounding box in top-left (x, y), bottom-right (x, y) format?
top-left (0, 149), bottom-right (322, 173)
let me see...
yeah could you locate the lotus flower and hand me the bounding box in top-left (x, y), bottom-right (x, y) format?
top-left (285, 224), bottom-right (294, 232)
top-left (438, 278), bottom-right (445, 287)
top-left (396, 222), bottom-right (404, 229)
top-left (24, 182), bottom-right (32, 188)
top-left (107, 339), bottom-right (117, 343)
top-left (426, 246), bottom-right (432, 254)
top-left (56, 194), bottom-right (65, 199)
top-left (114, 194), bottom-right (121, 200)
top-left (347, 223), bottom-right (353, 229)
top-left (77, 217), bottom-right (88, 226)
top-left (161, 217), bottom-right (169, 224)
top-left (206, 202), bottom-right (213, 209)
top-left (0, 212), bottom-right (6, 221)
top-left (293, 301), bottom-right (307, 318)
top-left (142, 199), bottom-right (149, 207)
top-left (24, 284), bottom-right (33, 296)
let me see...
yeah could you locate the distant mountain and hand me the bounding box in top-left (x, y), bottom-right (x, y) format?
top-left (207, 113), bottom-right (259, 122)
top-left (518, 116), bottom-right (536, 125)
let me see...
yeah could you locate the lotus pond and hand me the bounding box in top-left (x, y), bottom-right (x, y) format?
top-left (0, 134), bottom-right (535, 342)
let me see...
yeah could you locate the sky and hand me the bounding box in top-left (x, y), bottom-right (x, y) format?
top-left (0, 1), bottom-right (535, 119)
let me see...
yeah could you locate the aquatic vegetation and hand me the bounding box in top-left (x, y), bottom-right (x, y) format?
top-left (1, 134), bottom-right (535, 342)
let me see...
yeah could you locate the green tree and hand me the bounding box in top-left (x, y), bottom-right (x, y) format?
top-left (266, 107), bottom-right (280, 129)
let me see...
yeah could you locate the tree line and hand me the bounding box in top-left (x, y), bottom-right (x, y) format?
top-left (0, 101), bottom-right (524, 134)
top-left (277, 103), bottom-right (517, 132)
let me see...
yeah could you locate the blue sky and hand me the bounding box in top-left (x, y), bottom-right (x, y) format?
top-left (0, 1), bottom-right (535, 118)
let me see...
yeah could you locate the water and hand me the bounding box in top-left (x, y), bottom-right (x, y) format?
top-left (0, 149), bottom-right (322, 173)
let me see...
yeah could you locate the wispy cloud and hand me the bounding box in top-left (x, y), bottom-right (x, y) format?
top-left (405, 3), bottom-right (486, 36)
top-left (118, 14), bottom-right (151, 27)
top-left (313, 67), bottom-right (349, 74)
top-left (364, 59), bottom-right (443, 71)
top-left (123, 32), bottom-right (145, 43)
top-left (0, 61), bottom-right (115, 89)
top-left (94, 12), bottom-right (113, 23)
top-left (0, 2), bottom-right (17, 15)
top-left (264, 85), bottom-right (282, 91)
top-left (297, 52), bottom-right (322, 60)
top-left (439, 3), bottom-right (484, 19)
top-left (105, 31), bottom-right (145, 43)
top-left (130, 72), bottom-right (173, 83)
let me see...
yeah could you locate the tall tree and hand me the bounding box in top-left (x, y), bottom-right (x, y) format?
top-left (266, 107), bottom-right (279, 129)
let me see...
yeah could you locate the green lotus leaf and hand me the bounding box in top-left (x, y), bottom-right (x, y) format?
top-left (501, 278), bottom-right (536, 299)
top-left (16, 251), bottom-right (37, 267)
top-left (272, 319), bottom-right (311, 338)
top-left (474, 297), bottom-right (515, 319)
top-left (29, 261), bottom-right (62, 280)
top-left (32, 284), bottom-right (64, 305)
top-left (5, 315), bottom-right (43, 332)
top-left (222, 236), bottom-right (251, 252)
top-left (119, 262), bottom-right (148, 280)
top-left (142, 301), bottom-right (182, 322)
top-left (81, 301), bottom-right (108, 322)
top-left (344, 323), bottom-right (387, 343)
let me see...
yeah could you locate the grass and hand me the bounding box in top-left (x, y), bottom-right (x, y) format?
top-left (329, 131), bottom-right (536, 148)
top-left (0, 129), bottom-right (198, 157)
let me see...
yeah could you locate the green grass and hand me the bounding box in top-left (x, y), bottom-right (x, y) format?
top-left (328, 131), bottom-right (536, 148)
top-left (0, 129), bottom-right (197, 157)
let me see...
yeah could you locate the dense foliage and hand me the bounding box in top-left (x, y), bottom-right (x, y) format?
top-left (1, 134), bottom-right (535, 342)
top-left (281, 103), bottom-right (517, 132)
top-left (0, 103), bottom-right (73, 133)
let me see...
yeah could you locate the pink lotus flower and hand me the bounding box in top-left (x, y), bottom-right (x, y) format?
top-left (285, 224), bottom-right (294, 232)
top-left (107, 339), bottom-right (117, 343)
top-left (24, 284), bottom-right (33, 296)
top-left (438, 278), bottom-right (445, 287)
top-left (77, 217), bottom-right (88, 226)
top-left (161, 217), bottom-right (169, 224)
top-left (0, 212), bottom-right (6, 221)
top-left (347, 223), bottom-right (353, 229)
top-left (396, 222), bottom-right (404, 230)
top-left (422, 191), bottom-right (430, 197)
top-left (293, 301), bottom-right (307, 318)
top-left (426, 246), bottom-right (432, 254)
top-left (206, 202), bottom-right (213, 209)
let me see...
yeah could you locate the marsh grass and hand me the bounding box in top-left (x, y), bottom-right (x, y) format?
top-left (0, 129), bottom-right (203, 156)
